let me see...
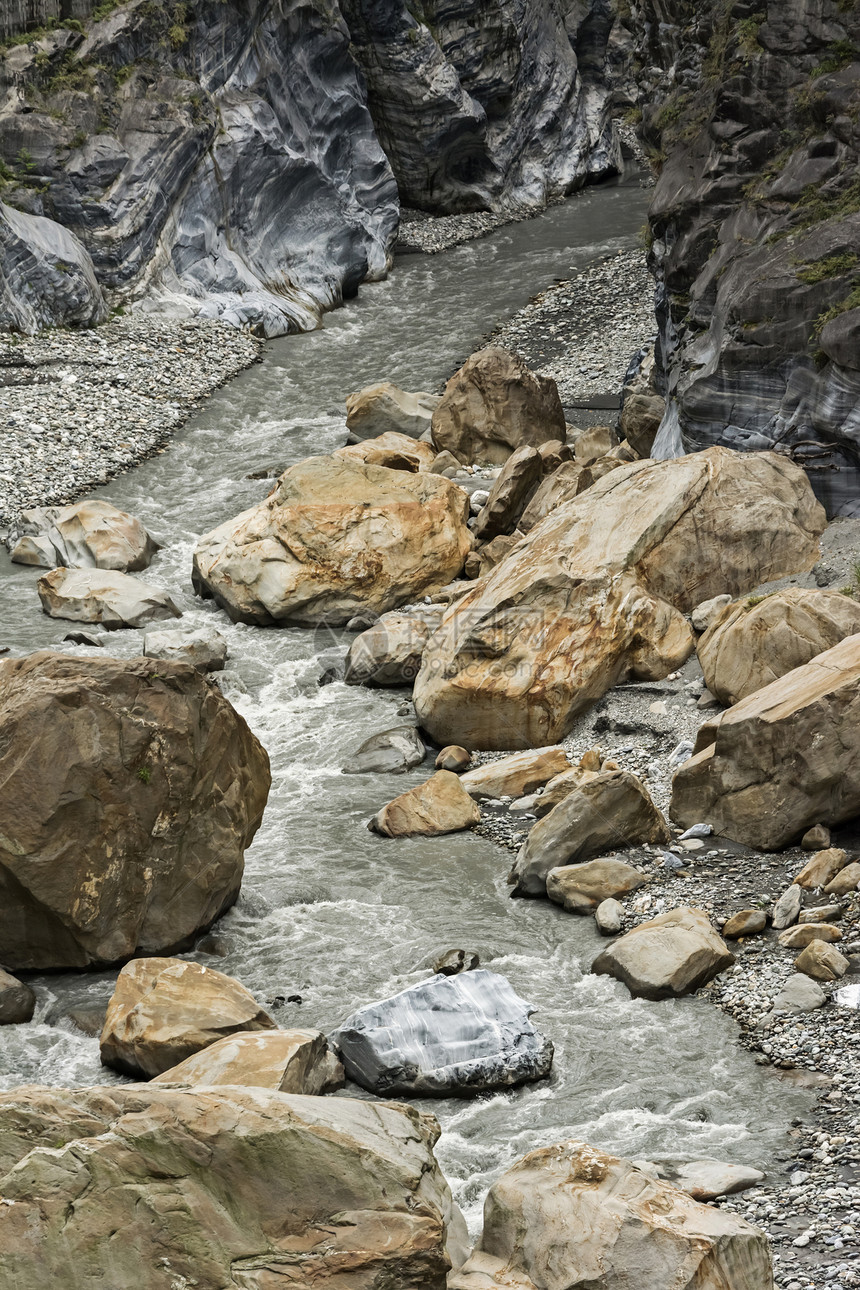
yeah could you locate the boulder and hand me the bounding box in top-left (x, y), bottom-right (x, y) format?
top-left (459, 746), bottom-right (571, 801)
top-left (537, 439), bottom-right (573, 473)
top-left (595, 898), bottom-right (624, 936)
top-left (772, 973), bottom-right (827, 1012)
top-left (825, 862), bottom-right (860, 895)
top-left (38, 567), bottom-right (181, 629)
top-left (473, 444), bottom-right (543, 540)
top-left (100, 958), bottom-right (277, 1078)
top-left (671, 633), bottom-right (860, 850)
top-left (510, 771), bottom-right (669, 897)
top-left (430, 449), bottom-right (462, 475)
top-left (795, 940), bottom-right (850, 982)
top-left (0, 652), bottom-right (270, 970)
top-left (465, 532), bottom-right (522, 578)
top-left (772, 885), bottom-right (803, 930)
top-left (573, 424), bottom-right (618, 465)
top-left (0, 969), bottom-right (36, 1025)
top-left (799, 903), bottom-right (842, 924)
top-left (698, 589), bottom-right (860, 705)
top-left (547, 858), bottom-right (647, 914)
top-left (591, 908), bottom-right (735, 1000)
top-left (794, 848), bottom-right (850, 890)
top-left (777, 924), bottom-right (842, 949)
top-left (8, 500), bottom-right (159, 572)
top-left (448, 1140), bottom-right (771, 1290)
top-left (663, 1159), bottom-right (764, 1202)
top-left (369, 770), bottom-right (481, 837)
top-left (722, 910), bottom-right (767, 939)
top-left (518, 460), bottom-right (587, 532)
top-left (329, 969), bottom-right (553, 1097)
top-left (344, 610), bottom-right (437, 686)
top-left (153, 1029), bottom-right (344, 1094)
top-left (533, 747), bottom-right (606, 816)
top-left (801, 823), bottom-right (832, 851)
top-left (436, 745), bottom-right (471, 772)
top-left (0, 1084), bottom-right (467, 1288)
top-left (620, 390), bottom-right (666, 458)
top-left (345, 381), bottom-right (439, 440)
top-left (430, 348), bottom-right (566, 465)
top-left (432, 949), bottom-right (480, 976)
top-left (0, 201), bottom-right (107, 333)
top-left (335, 430), bottom-right (437, 472)
top-left (414, 448), bottom-right (824, 751)
top-left (192, 454), bottom-right (470, 626)
top-left (342, 725), bottom-right (427, 775)
top-left (691, 593), bottom-right (732, 634)
top-left (143, 626), bottom-right (228, 673)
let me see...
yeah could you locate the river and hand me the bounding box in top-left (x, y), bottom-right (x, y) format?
top-left (0, 176), bottom-right (807, 1233)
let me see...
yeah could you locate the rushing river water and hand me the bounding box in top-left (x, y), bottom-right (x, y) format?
top-left (0, 178), bottom-right (808, 1232)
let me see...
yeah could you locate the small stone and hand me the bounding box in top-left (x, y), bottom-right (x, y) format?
top-left (697, 688), bottom-right (721, 709)
top-left (772, 885), bottom-right (803, 930)
top-left (691, 593), bottom-right (732, 633)
top-left (794, 848), bottom-right (850, 890)
top-left (798, 904), bottom-right (842, 924)
top-left (825, 861), bottom-right (860, 895)
top-left (772, 973), bottom-right (827, 1013)
top-left (777, 923), bottom-right (842, 949)
top-left (431, 949), bottom-right (480, 976)
top-left (794, 939), bottom-right (850, 982)
top-left (801, 823), bottom-right (831, 851)
top-left (722, 910), bottom-right (767, 940)
top-left (435, 745), bottom-right (471, 772)
top-left (595, 898), bottom-right (624, 936)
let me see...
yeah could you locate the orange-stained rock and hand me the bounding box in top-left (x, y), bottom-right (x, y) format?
top-left (369, 770), bottom-right (481, 837)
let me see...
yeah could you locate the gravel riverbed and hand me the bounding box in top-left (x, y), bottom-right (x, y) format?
top-left (0, 316), bottom-right (261, 534)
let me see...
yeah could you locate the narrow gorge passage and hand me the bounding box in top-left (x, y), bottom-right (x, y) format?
top-left (0, 181), bottom-right (810, 1232)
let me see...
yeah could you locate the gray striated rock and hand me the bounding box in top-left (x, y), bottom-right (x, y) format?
top-left (342, 724), bottom-right (427, 774)
top-left (0, 202), bottom-right (106, 334)
top-left (38, 567), bottom-right (181, 629)
top-left (329, 969), bottom-right (553, 1096)
top-left (143, 626), bottom-right (228, 673)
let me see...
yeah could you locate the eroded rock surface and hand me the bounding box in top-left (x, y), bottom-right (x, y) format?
top-left (8, 500), bottom-right (157, 571)
top-left (0, 652), bottom-right (270, 970)
top-left (38, 566), bottom-right (181, 628)
top-left (153, 1029), bottom-right (344, 1094)
top-left (591, 907), bottom-right (735, 1000)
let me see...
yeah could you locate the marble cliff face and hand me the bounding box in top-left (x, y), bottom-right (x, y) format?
top-left (0, 0), bottom-right (621, 335)
top-left (625, 0), bottom-right (860, 515)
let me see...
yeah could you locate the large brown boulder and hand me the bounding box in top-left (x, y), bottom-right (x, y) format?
top-left (192, 454), bottom-right (470, 626)
top-left (414, 448), bottom-right (824, 750)
top-left (38, 567), bottom-right (181, 629)
top-left (510, 771), bottom-right (670, 897)
top-left (345, 381), bottom-right (439, 440)
top-left (344, 609), bottom-right (439, 687)
top-left (698, 588), bottom-right (860, 704)
top-left (591, 907), bottom-right (735, 1000)
top-left (369, 770), bottom-right (481, 837)
top-left (9, 499), bottom-right (159, 571)
top-left (0, 653), bottom-right (270, 970)
top-left (671, 633), bottom-right (860, 849)
top-left (473, 444), bottom-right (543, 540)
top-left (153, 1029), bottom-right (344, 1093)
top-left (448, 1140), bottom-right (771, 1290)
top-left (431, 348), bottom-right (566, 465)
top-left (0, 1085), bottom-right (468, 1289)
top-left (546, 858), bottom-right (647, 913)
top-left (335, 431), bottom-right (437, 473)
top-left (100, 958), bottom-right (277, 1078)
top-left (459, 746), bottom-right (571, 800)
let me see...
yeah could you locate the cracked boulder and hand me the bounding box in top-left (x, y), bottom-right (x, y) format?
top-left (0, 652), bottom-right (270, 970)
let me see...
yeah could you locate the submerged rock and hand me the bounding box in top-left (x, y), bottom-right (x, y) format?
top-left (671, 634), bottom-right (860, 849)
top-left (0, 1084), bottom-right (468, 1288)
top-left (329, 969), bottom-right (553, 1096)
top-left (414, 448), bottom-right (824, 750)
top-left (153, 1029), bottom-right (344, 1094)
top-left (38, 567), bottom-right (181, 629)
top-left (100, 957), bottom-right (277, 1079)
top-left (0, 652), bottom-right (270, 970)
top-left (342, 724), bottom-right (427, 774)
top-left (8, 500), bottom-right (158, 572)
top-left (192, 454), bottom-right (470, 626)
top-left (448, 1140), bottom-right (772, 1290)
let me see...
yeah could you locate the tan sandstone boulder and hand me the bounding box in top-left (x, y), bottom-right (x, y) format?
top-left (794, 939), bottom-right (850, 981)
top-left (794, 847), bottom-right (850, 890)
top-left (345, 381), bottom-right (439, 440)
top-left (698, 588), bottom-right (860, 704)
top-left (414, 448), bottom-right (824, 751)
top-left (448, 1140), bottom-right (771, 1290)
top-left (431, 347), bottom-right (565, 465)
top-left (192, 454), bottom-right (470, 626)
top-left (546, 858), bottom-right (647, 913)
top-left (0, 1085), bottom-right (468, 1289)
top-left (459, 746), bottom-right (571, 801)
top-left (9, 499), bottom-right (159, 571)
top-left (0, 653), bottom-right (270, 971)
top-left (344, 610), bottom-right (438, 686)
top-left (335, 430), bottom-right (437, 472)
top-left (722, 910), bottom-right (767, 939)
top-left (591, 907), bottom-right (735, 1000)
top-left (473, 444), bottom-right (543, 539)
top-left (38, 566), bottom-right (181, 629)
top-left (510, 770), bottom-right (669, 897)
top-left (369, 770), bottom-right (481, 837)
top-left (100, 957), bottom-right (277, 1078)
top-left (777, 923), bottom-right (842, 949)
top-left (671, 634), bottom-right (860, 849)
top-left (153, 1029), bottom-right (344, 1093)
top-left (826, 862), bottom-right (860, 895)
